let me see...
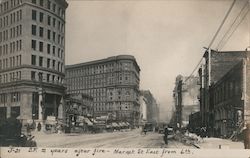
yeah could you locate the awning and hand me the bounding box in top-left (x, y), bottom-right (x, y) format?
top-left (106, 125), bottom-right (112, 128)
top-left (45, 120), bottom-right (57, 125)
top-left (117, 123), bottom-right (123, 127)
top-left (112, 122), bottom-right (119, 127)
top-left (77, 116), bottom-right (85, 122)
top-left (84, 118), bottom-right (93, 126)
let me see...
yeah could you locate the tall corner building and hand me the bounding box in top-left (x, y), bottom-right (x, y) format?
top-left (0, 0), bottom-right (68, 121)
top-left (65, 55), bottom-right (141, 126)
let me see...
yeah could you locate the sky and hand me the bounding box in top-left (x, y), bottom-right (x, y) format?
top-left (65, 0), bottom-right (250, 122)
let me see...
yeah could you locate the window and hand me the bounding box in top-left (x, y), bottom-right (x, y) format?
top-left (39, 27), bottom-right (43, 37)
top-left (39, 12), bottom-right (43, 23)
top-left (31, 55), bottom-right (36, 65)
top-left (38, 72), bottom-right (43, 81)
top-left (52, 46), bottom-right (55, 55)
top-left (52, 60), bottom-right (55, 69)
top-left (39, 56), bottom-right (43, 67)
top-left (47, 74), bottom-right (50, 82)
top-left (53, 32), bottom-right (55, 41)
top-left (31, 71), bottom-right (36, 80)
top-left (31, 40), bottom-right (36, 50)
top-left (32, 0), bottom-right (36, 4)
top-left (53, 18), bottom-right (56, 27)
top-left (32, 10), bottom-right (37, 21)
top-left (47, 0), bottom-right (51, 9)
top-left (52, 75), bottom-right (55, 82)
top-left (39, 0), bottom-right (43, 6)
top-left (39, 41), bottom-right (43, 52)
top-left (47, 44), bottom-right (50, 54)
top-left (47, 58), bottom-right (50, 68)
top-left (57, 48), bottom-right (60, 57)
top-left (32, 25), bottom-right (36, 35)
top-left (52, 3), bottom-right (56, 12)
top-left (47, 15), bottom-right (51, 25)
top-left (47, 29), bottom-right (51, 39)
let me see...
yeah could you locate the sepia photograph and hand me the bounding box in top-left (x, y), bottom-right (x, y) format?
top-left (0, 0), bottom-right (250, 156)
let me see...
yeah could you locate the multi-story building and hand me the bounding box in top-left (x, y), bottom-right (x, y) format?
top-left (210, 61), bottom-right (243, 137)
top-left (0, 0), bottom-right (68, 122)
top-left (198, 50), bottom-right (246, 133)
top-left (173, 75), bottom-right (200, 128)
top-left (140, 90), bottom-right (159, 126)
top-left (65, 55), bottom-right (141, 126)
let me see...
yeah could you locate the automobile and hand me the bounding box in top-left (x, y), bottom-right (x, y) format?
top-left (167, 127), bottom-right (175, 139)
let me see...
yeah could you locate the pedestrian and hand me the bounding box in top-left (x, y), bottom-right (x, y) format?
top-left (243, 123), bottom-right (250, 149)
top-left (26, 124), bottom-right (31, 136)
top-left (37, 122), bottom-right (41, 132)
top-left (164, 127), bottom-right (168, 145)
top-left (143, 127), bottom-right (147, 135)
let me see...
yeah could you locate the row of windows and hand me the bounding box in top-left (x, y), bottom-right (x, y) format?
top-left (67, 62), bottom-right (134, 77)
top-left (0, 0), bottom-right (22, 14)
top-left (213, 80), bottom-right (240, 104)
top-left (67, 76), bottom-right (136, 91)
top-left (0, 40), bottom-right (22, 57)
top-left (0, 55), bottom-right (21, 70)
top-left (0, 9), bottom-right (22, 29)
top-left (31, 55), bottom-right (63, 72)
top-left (31, 40), bottom-right (64, 58)
top-left (31, 70), bottom-right (63, 84)
top-left (0, 71), bottom-right (21, 84)
top-left (31, 25), bottom-right (64, 45)
top-left (0, 92), bottom-right (21, 104)
top-left (0, 25), bottom-right (22, 43)
top-left (10, 10), bottom-right (22, 25)
top-left (32, 10), bottom-right (64, 33)
top-left (32, 0), bottom-right (65, 19)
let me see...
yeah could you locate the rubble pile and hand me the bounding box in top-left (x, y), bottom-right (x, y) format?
top-left (173, 132), bottom-right (203, 148)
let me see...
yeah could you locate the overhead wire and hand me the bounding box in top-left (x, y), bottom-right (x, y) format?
top-left (216, 0), bottom-right (249, 50)
top-left (207, 0), bottom-right (237, 49)
top-left (217, 1), bottom-right (250, 50)
top-left (184, 0), bottom-right (236, 82)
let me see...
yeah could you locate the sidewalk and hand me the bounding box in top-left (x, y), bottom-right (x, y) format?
top-left (195, 137), bottom-right (244, 149)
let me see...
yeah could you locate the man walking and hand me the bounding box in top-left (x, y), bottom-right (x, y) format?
top-left (243, 123), bottom-right (250, 149)
top-left (164, 127), bottom-right (168, 145)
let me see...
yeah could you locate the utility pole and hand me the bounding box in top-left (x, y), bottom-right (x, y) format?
top-left (37, 73), bottom-right (46, 131)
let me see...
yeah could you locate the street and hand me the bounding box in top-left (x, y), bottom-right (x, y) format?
top-left (33, 129), bottom-right (195, 148)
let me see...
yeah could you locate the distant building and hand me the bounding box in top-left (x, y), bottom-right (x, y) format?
top-left (140, 90), bottom-right (159, 126)
top-left (173, 75), bottom-right (200, 128)
top-left (139, 95), bottom-right (147, 125)
top-left (64, 93), bottom-right (93, 132)
top-left (65, 55), bottom-right (141, 126)
top-left (0, 0), bottom-right (68, 123)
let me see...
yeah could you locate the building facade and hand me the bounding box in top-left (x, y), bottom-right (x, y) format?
top-left (210, 61), bottom-right (243, 137)
top-left (198, 50), bottom-right (247, 132)
top-left (140, 90), bottom-right (159, 126)
top-left (173, 75), bottom-right (200, 128)
top-left (65, 55), bottom-right (140, 126)
top-left (0, 0), bottom-right (68, 122)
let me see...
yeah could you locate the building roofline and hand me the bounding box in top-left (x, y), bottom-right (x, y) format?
top-left (66, 55), bottom-right (140, 71)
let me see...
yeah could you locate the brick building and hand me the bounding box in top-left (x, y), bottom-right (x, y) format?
top-left (198, 50), bottom-right (246, 131)
top-left (210, 61), bottom-right (243, 137)
top-left (0, 0), bottom-right (68, 123)
top-left (65, 55), bottom-right (141, 126)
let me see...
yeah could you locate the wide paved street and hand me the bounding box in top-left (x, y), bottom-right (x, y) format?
top-left (33, 129), bottom-right (195, 148)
